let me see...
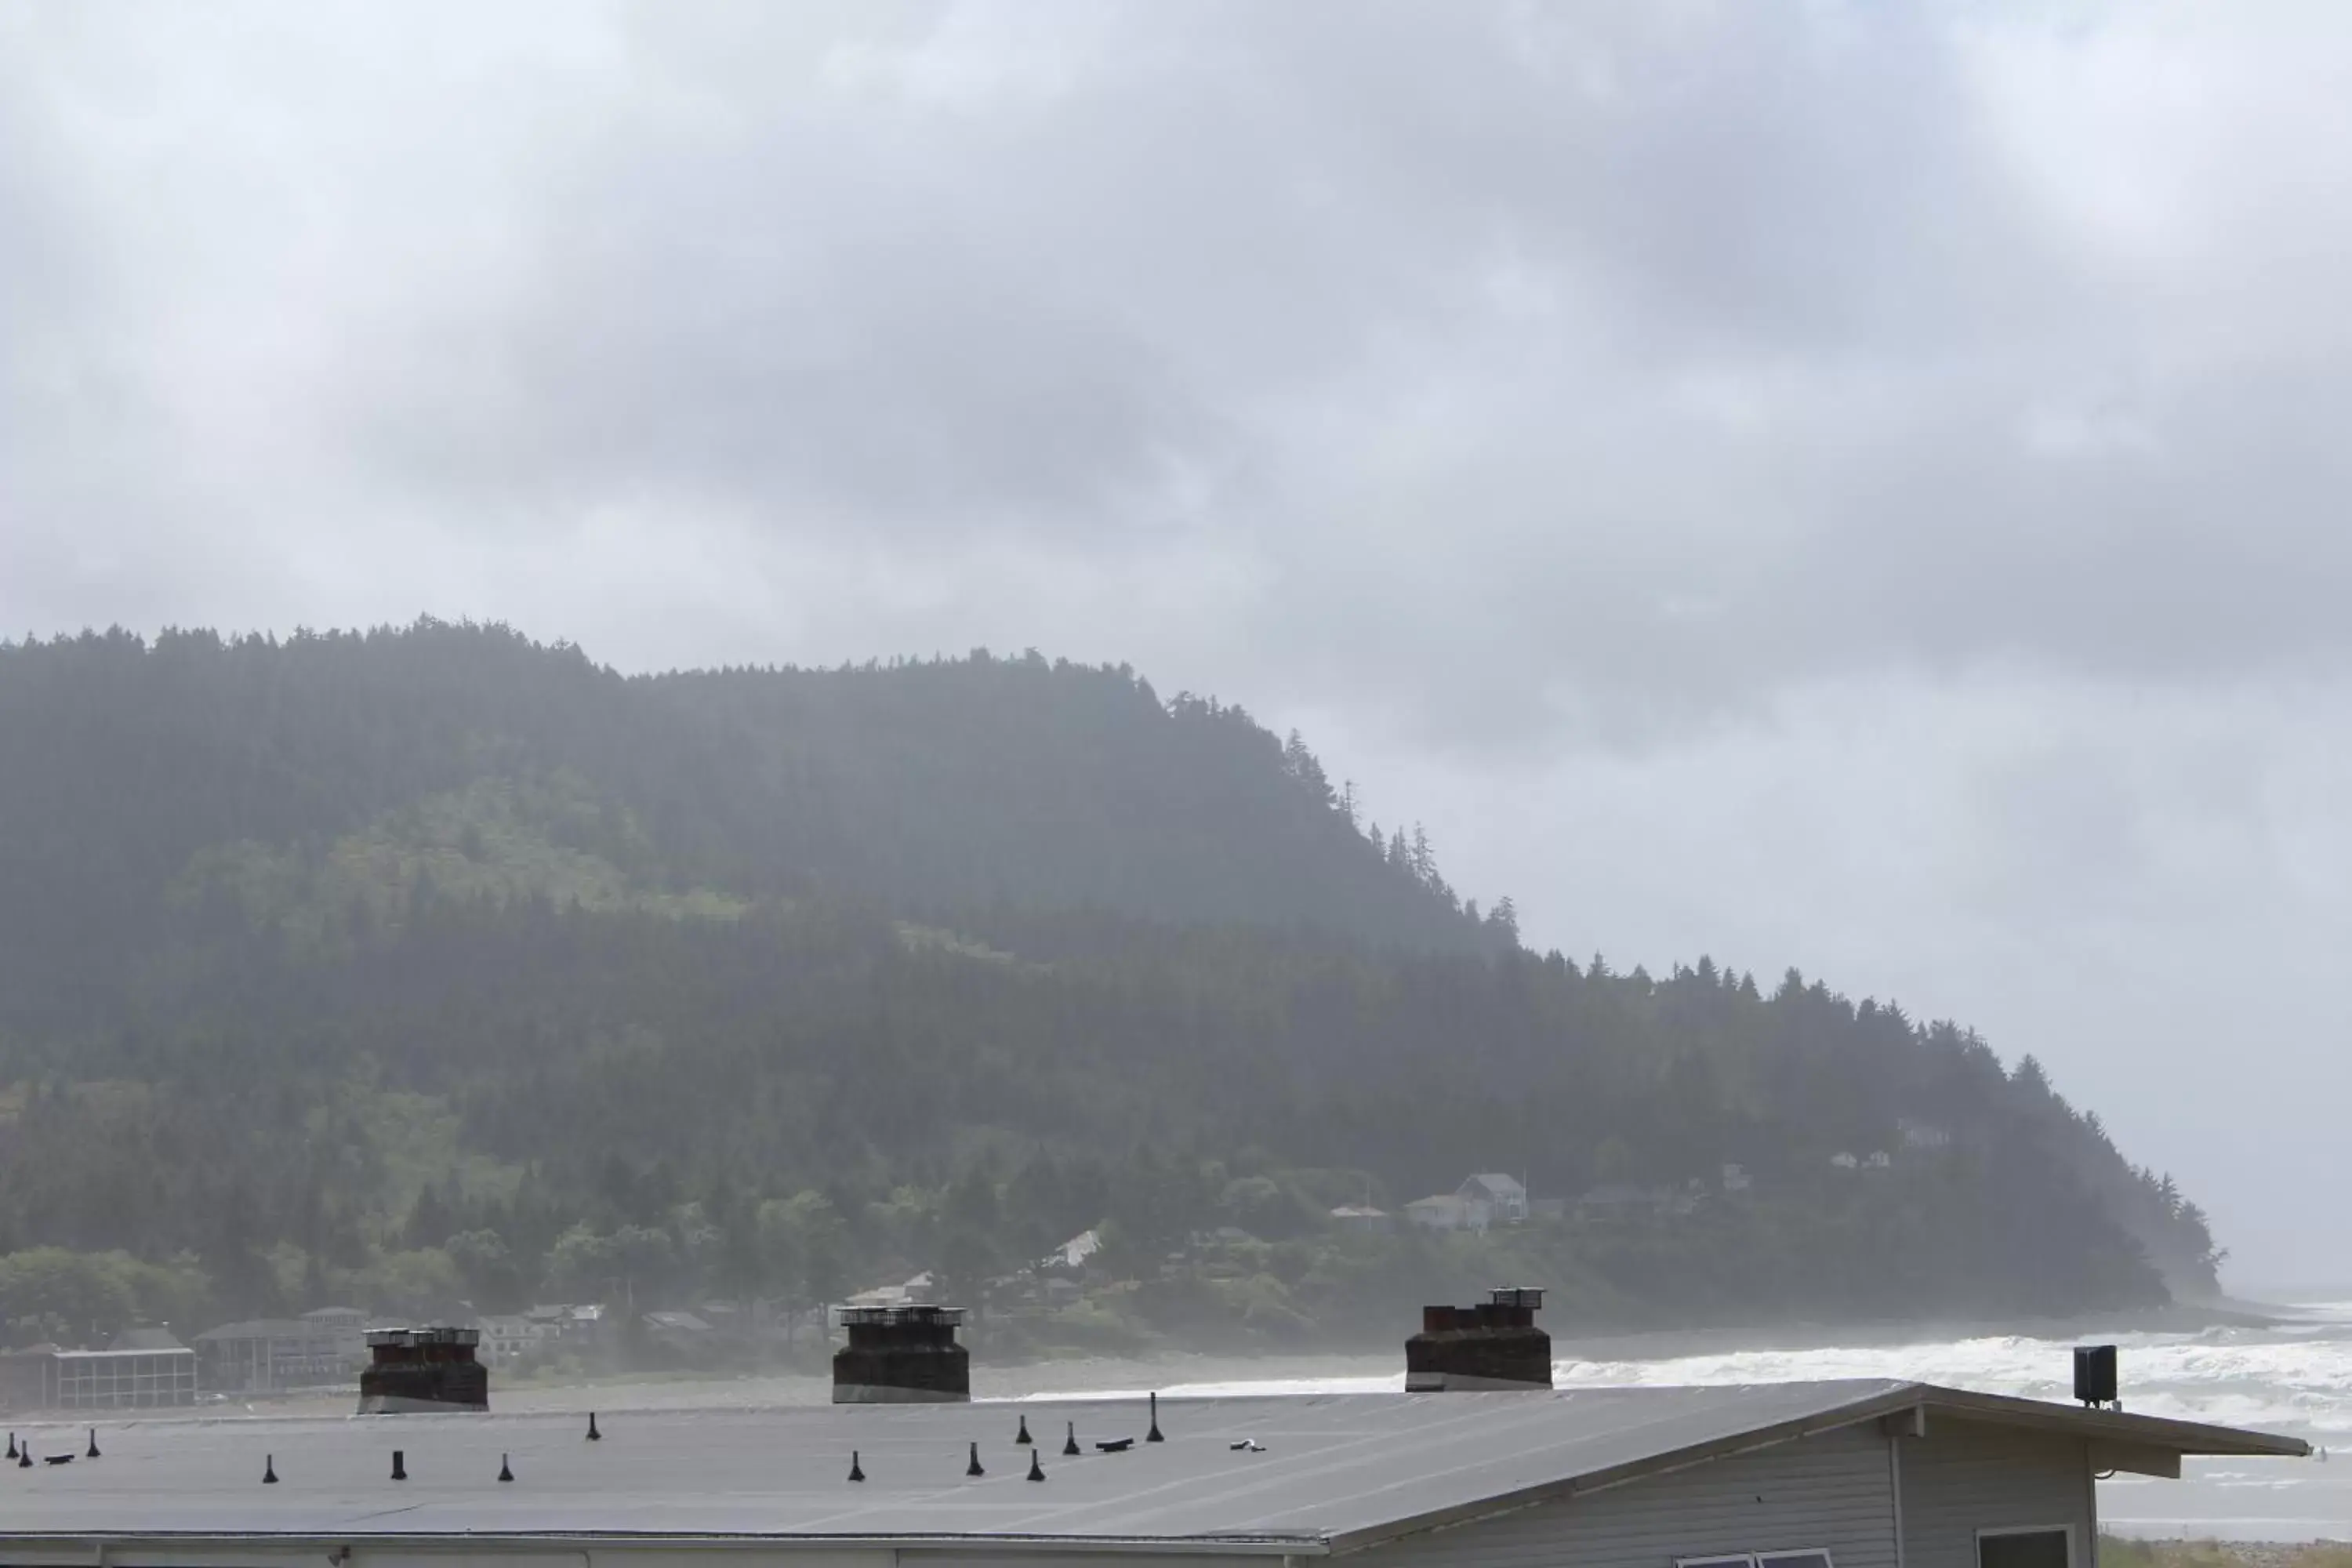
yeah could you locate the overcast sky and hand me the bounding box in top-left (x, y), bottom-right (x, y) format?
top-left (5, 1), bottom-right (2347, 1287)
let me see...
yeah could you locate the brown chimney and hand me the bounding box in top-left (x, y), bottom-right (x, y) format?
top-left (1405, 1287), bottom-right (1551, 1392)
top-left (833, 1305), bottom-right (971, 1403)
top-left (358, 1327), bottom-right (488, 1414)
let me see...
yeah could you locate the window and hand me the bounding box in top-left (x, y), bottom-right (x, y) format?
top-left (1677, 1556), bottom-right (1759, 1568)
top-left (1979, 1528), bottom-right (2071, 1568)
top-left (1759, 1552), bottom-right (1835, 1568)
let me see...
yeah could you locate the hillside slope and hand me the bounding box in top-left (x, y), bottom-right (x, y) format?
top-left (0, 622), bottom-right (1495, 1031)
top-left (0, 622), bottom-right (2223, 1348)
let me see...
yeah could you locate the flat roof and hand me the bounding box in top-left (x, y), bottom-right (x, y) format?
top-left (0, 1381), bottom-right (2307, 1556)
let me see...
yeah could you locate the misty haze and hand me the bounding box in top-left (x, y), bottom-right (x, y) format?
top-left (3, 1), bottom-right (2351, 1555)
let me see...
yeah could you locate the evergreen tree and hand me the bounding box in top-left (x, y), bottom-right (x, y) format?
top-left (1486, 896), bottom-right (1518, 943)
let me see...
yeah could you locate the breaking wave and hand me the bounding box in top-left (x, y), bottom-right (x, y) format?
top-left (1552, 1318), bottom-right (2352, 1440)
top-left (1046, 1303), bottom-right (2352, 1447)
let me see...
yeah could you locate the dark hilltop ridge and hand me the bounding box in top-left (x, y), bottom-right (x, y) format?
top-left (0, 620), bottom-right (2224, 1366)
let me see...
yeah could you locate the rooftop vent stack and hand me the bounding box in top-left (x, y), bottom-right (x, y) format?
top-left (832, 1305), bottom-right (971, 1404)
top-left (358, 1327), bottom-right (489, 1414)
top-left (1406, 1286), bottom-right (1552, 1392)
top-left (2074, 1344), bottom-right (2118, 1410)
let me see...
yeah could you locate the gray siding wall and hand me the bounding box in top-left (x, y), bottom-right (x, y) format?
top-left (1898, 1421), bottom-right (2095, 1568)
top-left (1363, 1422), bottom-right (1898, 1568)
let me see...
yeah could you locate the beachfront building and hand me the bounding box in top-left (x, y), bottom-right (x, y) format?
top-left (0, 1345), bottom-right (198, 1410)
top-left (194, 1318), bottom-right (367, 1393)
top-left (0, 1379), bottom-right (2301, 1568)
top-left (519, 1303), bottom-right (609, 1349)
top-left (473, 1315), bottom-right (540, 1365)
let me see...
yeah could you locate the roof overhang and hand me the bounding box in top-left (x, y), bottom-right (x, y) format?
top-left (0, 1533), bottom-right (1326, 1568)
top-left (1906, 1384), bottom-right (2310, 1460)
top-left (1323, 1381), bottom-right (2308, 1555)
top-left (1322, 1388), bottom-right (1908, 1555)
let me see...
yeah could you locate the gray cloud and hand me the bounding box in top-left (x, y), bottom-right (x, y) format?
top-left (3, 0), bottom-right (2350, 1280)
top-left (13, 2), bottom-right (2349, 718)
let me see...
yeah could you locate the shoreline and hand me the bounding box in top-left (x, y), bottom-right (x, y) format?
top-left (2102, 1541), bottom-right (2352, 1568)
top-left (29, 1298), bottom-right (2294, 1426)
top-left (1537, 1298), bottom-right (2292, 1364)
top-left (974, 1298), bottom-right (2293, 1373)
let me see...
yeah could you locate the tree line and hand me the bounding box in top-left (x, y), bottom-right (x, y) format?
top-left (0, 620), bottom-right (1498, 1044)
top-left (0, 888), bottom-right (2212, 1343)
top-left (0, 622), bottom-right (2220, 1348)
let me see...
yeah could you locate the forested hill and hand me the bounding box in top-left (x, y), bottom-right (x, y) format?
top-left (0, 622), bottom-right (2223, 1348)
top-left (0, 622), bottom-right (1498, 1027)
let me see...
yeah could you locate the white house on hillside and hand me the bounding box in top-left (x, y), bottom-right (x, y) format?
top-left (1457, 1173), bottom-right (1529, 1223)
top-left (1044, 1229), bottom-right (1102, 1271)
top-left (1405, 1174), bottom-right (1534, 1232)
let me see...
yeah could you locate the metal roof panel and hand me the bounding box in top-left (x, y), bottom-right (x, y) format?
top-left (0, 1381), bottom-right (2302, 1552)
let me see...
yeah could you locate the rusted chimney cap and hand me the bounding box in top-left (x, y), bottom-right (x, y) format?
top-left (835, 1305), bottom-right (968, 1327)
top-left (365, 1327), bottom-right (481, 1348)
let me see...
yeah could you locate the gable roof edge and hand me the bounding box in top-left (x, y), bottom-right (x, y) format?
top-left (1914, 1385), bottom-right (2310, 1459)
top-left (1324, 1382), bottom-right (1918, 1557)
top-left (1326, 1380), bottom-right (2309, 1557)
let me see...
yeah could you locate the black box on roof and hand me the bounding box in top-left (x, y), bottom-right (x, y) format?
top-left (2073, 1344), bottom-right (2118, 1406)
